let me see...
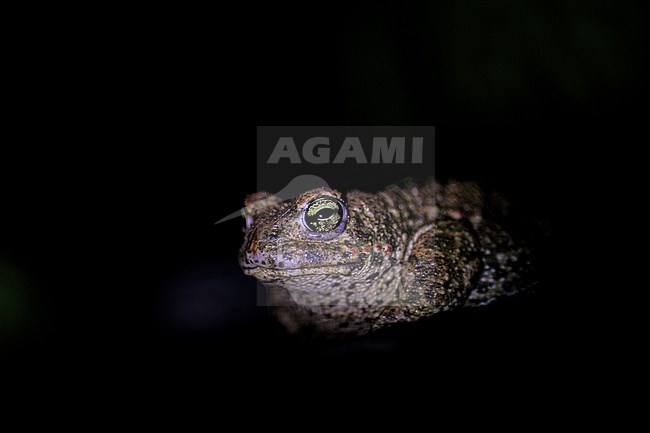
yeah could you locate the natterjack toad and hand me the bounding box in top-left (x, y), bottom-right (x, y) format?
top-left (240, 179), bottom-right (536, 335)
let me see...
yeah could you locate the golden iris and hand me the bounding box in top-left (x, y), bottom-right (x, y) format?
top-left (303, 197), bottom-right (343, 233)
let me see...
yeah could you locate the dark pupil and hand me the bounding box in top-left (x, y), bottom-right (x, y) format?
top-left (316, 208), bottom-right (335, 219)
top-left (304, 198), bottom-right (343, 233)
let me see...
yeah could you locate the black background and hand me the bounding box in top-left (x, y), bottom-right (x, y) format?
top-left (1, 2), bottom-right (645, 403)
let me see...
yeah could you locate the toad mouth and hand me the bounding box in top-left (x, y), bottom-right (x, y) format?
top-left (241, 261), bottom-right (362, 277)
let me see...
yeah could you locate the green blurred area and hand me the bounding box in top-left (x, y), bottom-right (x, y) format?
top-left (0, 258), bottom-right (39, 343)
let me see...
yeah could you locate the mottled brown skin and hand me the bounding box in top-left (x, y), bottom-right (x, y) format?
top-left (239, 179), bottom-right (534, 335)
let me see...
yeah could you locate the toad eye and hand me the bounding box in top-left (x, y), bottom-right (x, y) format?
top-left (302, 196), bottom-right (347, 238)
